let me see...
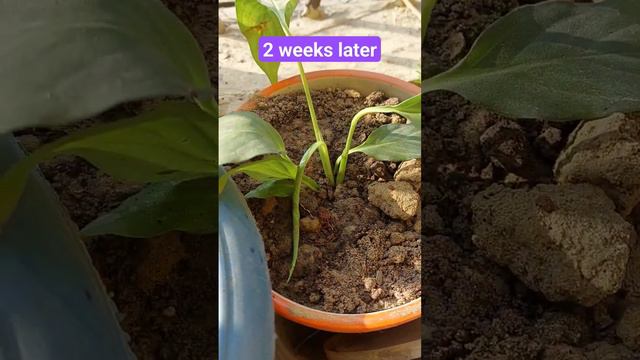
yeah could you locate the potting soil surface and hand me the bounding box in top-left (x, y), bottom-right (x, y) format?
top-left (16, 1), bottom-right (218, 359)
top-left (423, 0), bottom-right (640, 359)
top-left (237, 88), bottom-right (421, 314)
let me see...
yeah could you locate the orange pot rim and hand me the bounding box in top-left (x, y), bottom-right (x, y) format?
top-left (239, 69), bottom-right (420, 110)
top-left (238, 69), bottom-right (421, 333)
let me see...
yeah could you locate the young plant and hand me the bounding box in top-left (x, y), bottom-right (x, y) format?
top-left (228, 0), bottom-right (421, 276)
top-left (219, 101), bottom-right (419, 277)
top-left (237, 0), bottom-right (335, 185)
top-left (0, 0), bottom-right (217, 239)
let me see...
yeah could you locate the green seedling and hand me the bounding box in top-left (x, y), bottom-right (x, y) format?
top-left (0, 0), bottom-right (217, 239)
top-left (290, 141), bottom-right (321, 280)
top-left (237, 0), bottom-right (335, 185)
top-left (335, 94), bottom-right (421, 184)
top-left (224, 0), bottom-right (421, 277)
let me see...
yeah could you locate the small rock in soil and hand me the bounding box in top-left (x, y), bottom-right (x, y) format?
top-left (387, 246), bottom-right (407, 264)
top-left (443, 32), bottom-right (466, 60)
top-left (382, 97), bottom-right (400, 106)
top-left (370, 288), bottom-right (383, 300)
top-left (389, 232), bottom-right (405, 245)
top-left (363, 277), bottom-right (375, 290)
top-left (617, 303), bottom-right (640, 351)
top-left (480, 119), bottom-right (549, 180)
top-left (364, 91), bottom-right (385, 106)
top-left (503, 172), bottom-right (528, 185)
top-left (394, 158), bottom-right (421, 188)
top-left (300, 216), bottom-right (321, 233)
top-left (309, 292), bottom-right (321, 303)
top-left (480, 163), bottom-right (494, 180)
top-left (555, 113), bottom-right (640, 216)
top-left (472, 183), bottom-right (635, 306)
top-left (343, 89), bottom-right (360, 98)
top-left (366, 158), bottom-right (391, 180)
top-left (535, 125), bottom-right (563, 160)
top-left (368, 181), bottom-right (419, 221)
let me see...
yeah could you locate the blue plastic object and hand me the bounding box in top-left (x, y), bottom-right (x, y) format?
top-left (219, 167), bottom-right (274, 360)
top-left (0, 135), bottom-right (134, 360)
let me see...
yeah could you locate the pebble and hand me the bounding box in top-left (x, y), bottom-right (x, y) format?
top-left (300, 217), bottom-right (321, 233)
top-left (473, 183), bottom-right (635, 306)
top-left (555, 113), bottom-right (640, 215)
top-left (368, 181), bottom-right (419, 221)
top-left (387, 246), bottom-right (407, 264)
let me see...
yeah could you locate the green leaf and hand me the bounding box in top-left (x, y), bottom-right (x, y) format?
top-left (82, 177), bottom-right (216, 238)
top-left (219, 155), bottom-right (318, 194)
top-left (226, 155), bottom-right (297, 183)
top-left (245, 179), bottom-right (295, 198)
top-left (236, 0), bottom-right (298, 83)
top-left (0, 102), bottom-right (215, 225)
top-left (289, 141), bottom-right (321, 281)
top-left (219, 112), bottom-right (286, 164)
top-left (0, 0), bottom-right (210, 133)
top-left (334, 94), bottom-right (420, 185)
top-left (423, 0), bottom-right (640, 120)
top-left (350, 124), bottom-right (420, 161)
top-left (389, 94), bottom-right (421, 127)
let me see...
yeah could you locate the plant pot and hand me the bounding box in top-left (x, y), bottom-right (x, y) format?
top-left (239, 69), bottom-right (421, 333)
top-left (0, 135), bottom-right (133, 359)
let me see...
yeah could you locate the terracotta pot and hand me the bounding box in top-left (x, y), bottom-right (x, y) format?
top-left (239, 70), bottom-right (421, 333)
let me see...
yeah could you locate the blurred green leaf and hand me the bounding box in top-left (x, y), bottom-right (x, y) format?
top-left (288, 141), bottom-right (321, 281)
top-left (245, 179), bottom-right (295, 198)
top-left (220, 112), bottom-right (286, 164)
top-left (0, 0), bottom-right (210, 133)
top-left (219, 155), bottom-right (318, 194)
top-left (0, 102), bottom-right (215, 225)
top-left (387, 94), bottom-right (421, 127)
top-left (350, 124), bottom-right (420, 161)
top-left (236, 0), bottom-right (298, 83)
top-left (422, 0), bottom-right (437, 40)
top-left (423, 0), bottom-right (640, 120)
top-left (82, 177), bottom-right (216, 237)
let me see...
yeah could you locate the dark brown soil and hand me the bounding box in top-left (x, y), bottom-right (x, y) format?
top-left (237, 89), bottom-right (421, 313)
top-left (423, 0), bottom-right (640, 359)
top-left (16, 1), bottom-right (217, 359)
